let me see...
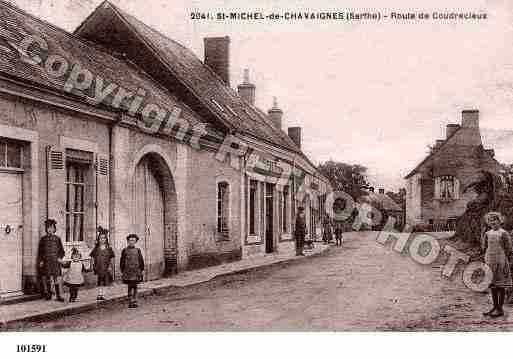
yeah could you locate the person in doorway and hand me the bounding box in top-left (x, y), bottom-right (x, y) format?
top-left (38, 219), bottom-right (65, 302)
top-left (89, 227), bottom-right (115, 301)
top-left (482, 212), bottom-right (513, 318)
top-left (62, 247), bottom-right (87, 302)
top-left (120, 234), bottom-right (145, 308)
top-left (334, 222), bottom-right (344, 247)
top-left (295, 207), bottom-right (307, 256)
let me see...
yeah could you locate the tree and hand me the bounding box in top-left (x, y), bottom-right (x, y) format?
top-left (317, 160), bottom-right (370, 200)
top-left (386, 188), bottom-right (406, 211)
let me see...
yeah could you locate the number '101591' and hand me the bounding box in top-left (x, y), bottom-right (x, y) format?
top-left (17, 345), bottom-right (47, 353)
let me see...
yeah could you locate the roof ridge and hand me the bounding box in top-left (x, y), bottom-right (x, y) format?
top-left (102, 1), bottom-right (304, 148)
top-left (404, 124), bottom-right (465, 179)
top-left (105, 1), bottom-right (192, 54)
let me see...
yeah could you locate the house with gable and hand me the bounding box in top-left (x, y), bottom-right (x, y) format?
top-left (404, 110), bottom-right (503, 230)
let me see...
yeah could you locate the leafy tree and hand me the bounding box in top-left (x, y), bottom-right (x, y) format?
top-left (317, 160), bottom-right (370, 200)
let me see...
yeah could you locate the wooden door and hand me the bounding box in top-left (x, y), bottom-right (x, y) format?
top-left (0, 172), bottom-right (23, 296)
top-left (134, 158), bottom-right (164, 281)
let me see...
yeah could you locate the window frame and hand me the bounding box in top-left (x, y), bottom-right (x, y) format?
top-left (437, 175), bottom-right (458, 202)
top-left (64, 161), bottom-right (89, 243)
top-left (249, 179), bottom-right (259, 236)
top-left (216, 180), bottom-right (230, 237)
top-left (0, 138), bottom-right (24, 171)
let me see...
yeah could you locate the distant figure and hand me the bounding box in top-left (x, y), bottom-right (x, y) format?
top-left (481, 212), bottom-right (513, 318)
top-left (38, 219), bottom-right (65, 302)
top-left (120, 234), bottom-right (145, 308)
top-left (322, 216), bottom-right (333, 244)
top-left (295, 207), bottom-right (307, 256)
top-left (334, 222), bottom-right (344, 247)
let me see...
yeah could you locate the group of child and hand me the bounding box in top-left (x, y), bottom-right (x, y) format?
top-left (36, 211), bottom-right (513, 316)
top-left (38, 219), bottom-right (145, 308)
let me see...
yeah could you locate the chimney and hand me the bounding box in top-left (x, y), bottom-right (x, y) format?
top-left (204, 36), bottom-right (230, 85)
top-left (461, 109), bottom-right (479, 128)
top-left (288, 127), bottom-right (302, 149)
top-left (237, 69), bottom-right (256, 105)
top-left (268, 97), bottom-right (283, 129)
top-left (378, 188), bottom-right (385, 194)
top-left (435, 139), bottom-right (445, 148)
top-left (446, 124), bottom-right (460, 139)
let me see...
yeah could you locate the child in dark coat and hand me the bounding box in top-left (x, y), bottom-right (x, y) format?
top-left (89, 227), bottom-right (115, 301)
top-left (334, 222), bottom-right (344, 246)
top-left (62, 247), bottom-right (87, 302)
top-left (120, 234), bottom-right (145, 308)
top-left (38, 219), bottom-right (65, 302)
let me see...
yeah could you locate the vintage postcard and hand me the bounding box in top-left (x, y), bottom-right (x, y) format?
top-left (1, 0), bottom-right (513, 354)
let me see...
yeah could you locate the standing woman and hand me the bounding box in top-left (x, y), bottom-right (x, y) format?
top-left (482, 212), bottom-right (513, 318)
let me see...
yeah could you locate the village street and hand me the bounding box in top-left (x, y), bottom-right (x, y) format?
top-left (6, 232), bottom-right (513, 331)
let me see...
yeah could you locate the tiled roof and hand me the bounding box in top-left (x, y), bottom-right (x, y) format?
top-left (81, 2), bottom-right (302, 153)
top-left (0, 0), bottom-right (202, 128)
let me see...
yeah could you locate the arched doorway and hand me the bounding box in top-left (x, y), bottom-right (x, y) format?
top-left (133, 153), bottom-right (177, 281)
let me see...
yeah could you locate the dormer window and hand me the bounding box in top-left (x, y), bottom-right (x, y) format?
top-left (435, 175), bottom-right (460, 202)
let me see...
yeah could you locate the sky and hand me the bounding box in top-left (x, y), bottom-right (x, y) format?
top-left (7, 0), bottom-right (513, 191)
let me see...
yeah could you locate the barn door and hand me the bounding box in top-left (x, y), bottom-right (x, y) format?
top-left (134, 157), bottom-right (164, 281)
top-left (145, 162), bottom-right (164, 280)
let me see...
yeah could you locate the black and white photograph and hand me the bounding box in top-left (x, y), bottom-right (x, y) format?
top-left (1, 0), bottom-right (513, 356)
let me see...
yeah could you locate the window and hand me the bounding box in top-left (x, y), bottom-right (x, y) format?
top-left (249, 180), bottom-right (257, 235)
top-left (0, 139), bottom-right (23, 169)
top-left (64, 149), bottom-right (93, 243)
top-left (65, 162), bottom-right (87, 242)
top-left (282, 186), bottom-right (290, 233)
top-left (217, 182), bottom-right (229, 234)
top-left (436, 175), bottom-right (458, 201)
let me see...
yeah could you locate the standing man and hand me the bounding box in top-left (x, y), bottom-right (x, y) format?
top-left (295, 206), bottom-right (307, 256)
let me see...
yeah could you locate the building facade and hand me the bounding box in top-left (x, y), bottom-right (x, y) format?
top-left (0, 1), bottom-right (331, 298)
top-left (404, 110), bottom-right (502, 230)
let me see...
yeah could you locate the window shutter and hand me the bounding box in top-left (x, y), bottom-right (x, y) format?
top-left (95, 153), bottom-right (110, 233)
top-left (47, 146), bottom-right (66, 239)
top-left (434, 177), bottom-right (441, 200)
top-left (454, 177), bottom-right (460, 200)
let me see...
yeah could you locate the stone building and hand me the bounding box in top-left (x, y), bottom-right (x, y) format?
top-left (404, 110), bottom-right (502, 230)
top-left (359, 187), bottom-right (404, 230)
top-left (0, 1), bottom-right (331, 298)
